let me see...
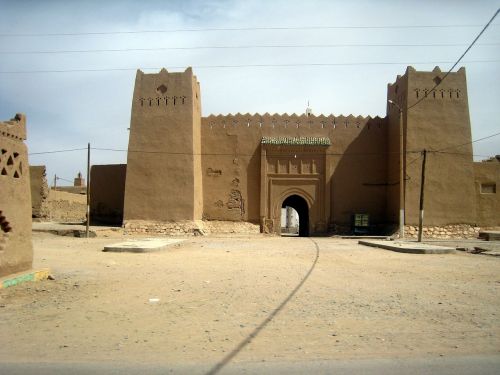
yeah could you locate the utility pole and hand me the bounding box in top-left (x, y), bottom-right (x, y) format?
top-left (53, 174), bottom-right (57, 191)
top-left (399, 107), bottom-right (405, 239)
top-left (86, 143), bottom-right (90, 238)
top-left (417, 149), bottom-right (427, 242)
top-left (388, 99), bottom-right (405, 238)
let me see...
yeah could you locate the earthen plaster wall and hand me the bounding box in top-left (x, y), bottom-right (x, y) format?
top-left (29, 165), bottom-right (50, 219)
top-left (54, 186), bottom-right (86, 195)
top-left (124, 68), bottom-right (203, 222)
top-left (45, 190), bottom-right (87, 222)
top-left (388, 67), bottom-right (476, 226)
top-left (201, 114), bottom-right (389, 227)
top-left (386, 71), bottom-right (408, 224)
top-left (118, 66), bottom-right (497, 235)
top-left (0, 114), bottom-right (33, 277)
top-left (90, 164), bottom-right (126, 225)
top-left (474, 159), bottom-right (499, 226)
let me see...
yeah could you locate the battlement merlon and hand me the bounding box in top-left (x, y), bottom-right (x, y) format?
top-left (201, 113), bottom-right (386, 129)
top-left (133, 67), bottom-right (198, 90)
top-left (0, 113), bottom-right (27, 141)
top-left (131, 67), bottom-right (200, 113)
top-left (388, 65), bottom-right (467, 88)
top-left (386, 65), bottom-right (468, 116)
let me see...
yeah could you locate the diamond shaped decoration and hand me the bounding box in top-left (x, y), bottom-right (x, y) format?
top-left (157, 84), bottom-right (168, 94)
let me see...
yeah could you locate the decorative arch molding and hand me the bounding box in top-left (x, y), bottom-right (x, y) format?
top-left (279, 193), bottom-right (311, 237)
top-left (276, 188), bottom-right (314, 212)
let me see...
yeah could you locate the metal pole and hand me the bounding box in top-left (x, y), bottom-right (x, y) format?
top-left (399, 108), bottom-right (405, 239)
top-left (86, 143), bottom-right (90, 238)
top-left (417, 149), bottom-right (427, 242)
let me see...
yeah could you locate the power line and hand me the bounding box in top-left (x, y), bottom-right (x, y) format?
top-left (31, 146), bottom-right (419, 157)
top-left (55, 176), bottom-right (73, 183)
top-left (28, 130), bottom-right (500, 157)
top-left (28, 147), bottom-right (87, 156)
top-left (433, 151), bottom-right (494, 158)
top-left (1, 23), bottom-right (497, 37)
top-left (91, 146), bottom-right (422, 157)
top-left (2, 42), bottom-right (499, 55)
top-left (435, 131), bottom-right (500, 152)
top-left (407, 8), bottom-right (499, 111)
top-left (379, 153), bottom-right (423, 186)
top-left (1, 60), bottom-right (498, 75)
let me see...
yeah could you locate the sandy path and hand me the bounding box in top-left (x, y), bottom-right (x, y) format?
top-left (1, 233), bottom-right (499, 365)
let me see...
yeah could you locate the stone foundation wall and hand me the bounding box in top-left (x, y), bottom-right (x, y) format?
top-left (123, 221), bottom-right (494, 238)
top-left (403, 224), bottom-right (488, 239)
top-left (123, 220), bottom-right (260, 236)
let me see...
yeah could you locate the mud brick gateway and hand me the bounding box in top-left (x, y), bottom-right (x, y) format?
top-left (89, 66), bottom-right (499, 235)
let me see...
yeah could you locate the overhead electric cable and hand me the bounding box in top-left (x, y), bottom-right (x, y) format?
top-left (28, 132), bottom-right (500, 158)
top-left (1, 60), bottom-right (498, 74)
top-left (1, 23), bottom-right (498, 37)
top-left (28, 147), bottom-right (87, 155)
top-left (91, 146), bottom-right (423, 156)
top-left (434, 131), bottom-right (500, 152)
top-left (2, 42), bottom-right (499, 55)
top-left (407, 8), bottom-right (499, 111)
top-left (55, 176), bottom-right (73, 183)
top-left (433, 151), bottom-right (494, 158)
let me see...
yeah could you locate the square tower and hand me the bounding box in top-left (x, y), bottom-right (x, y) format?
top-left (387, 66), bottom-right (476, 225)
top-left (123, 67), bottom-right (203, 222)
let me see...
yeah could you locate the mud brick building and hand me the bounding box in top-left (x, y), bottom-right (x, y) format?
top-left (0, 114), bottom-right (33, 276)
top-left (91, 66), bottom-right (498, 236)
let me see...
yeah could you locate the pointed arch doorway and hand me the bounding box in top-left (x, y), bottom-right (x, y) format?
top-left (282, 194), bottom-right (309, 237)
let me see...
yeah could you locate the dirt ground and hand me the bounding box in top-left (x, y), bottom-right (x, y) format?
top-left (1, 232), bottom-right (499, 366)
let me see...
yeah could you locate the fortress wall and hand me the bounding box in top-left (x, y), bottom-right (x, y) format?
top-left (90, 164), bottom-right (126, 225)
top-left (473, 159), bottom-right (500, 227)
top-left (201, 114), bottom-right (389, 224)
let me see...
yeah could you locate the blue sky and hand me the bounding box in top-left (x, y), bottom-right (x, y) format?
top-left (0, 0), bottom-right (499, 184)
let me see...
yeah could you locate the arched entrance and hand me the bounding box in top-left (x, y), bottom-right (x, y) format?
top-left (282, 194), bottom-right (309, 237)
top-left (260, 136), bottom-right (330, 236)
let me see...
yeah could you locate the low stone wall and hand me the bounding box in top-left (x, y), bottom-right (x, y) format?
top-left (403, 224), bottom-right (486, 239)
top-left (45, 190), bottom-right (87, 223)
top-left (123, 220), bottom-right (260, 236)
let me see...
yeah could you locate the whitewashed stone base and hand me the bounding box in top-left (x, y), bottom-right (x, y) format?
top-left (402, 224), bottom-right (492, 239)
top-left (123, 220), bottom-right (260, 236)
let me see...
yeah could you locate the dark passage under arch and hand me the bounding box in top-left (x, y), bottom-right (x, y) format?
top-left (282, 194), bottom-right (309, 237)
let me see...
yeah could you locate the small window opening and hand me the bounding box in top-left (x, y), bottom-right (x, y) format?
top-left (480, 183), bottom-right (496, 194)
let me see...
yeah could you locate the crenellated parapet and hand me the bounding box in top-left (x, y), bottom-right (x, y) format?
top-left (202, 113), bottom-right (386, 131)
top-left (0, 114), bottom-right (27, 141)
top-left (387, 66), bottom-right (466, 110)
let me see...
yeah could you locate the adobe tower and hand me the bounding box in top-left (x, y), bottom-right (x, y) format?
top-left (123, 68), bottom-right (203, 222)
top-left (387, 66), bottom-right (476, 226)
